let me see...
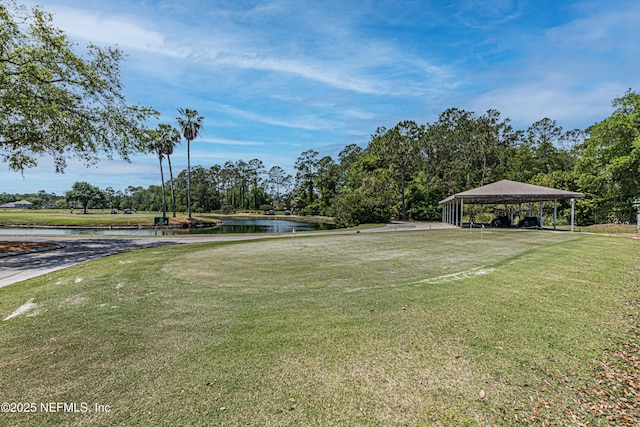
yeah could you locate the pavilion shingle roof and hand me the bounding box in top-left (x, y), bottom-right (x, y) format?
top-left (439, 180), bottom-right (584, 205)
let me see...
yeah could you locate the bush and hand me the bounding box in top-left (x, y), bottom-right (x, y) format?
top-left (329, 189), bottom-right (394, 228)
top-left (408, 203), bottom-right (442, 221)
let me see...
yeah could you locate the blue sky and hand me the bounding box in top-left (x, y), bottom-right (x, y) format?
top-left (4, 0), bottom-right (640, 195)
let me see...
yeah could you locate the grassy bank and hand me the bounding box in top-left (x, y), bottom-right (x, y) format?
top-left (0, 210), bottom-right (332, 228)
top-left (0, 209), bottom-right (175, 227)
top-left (184, 212), bottom-right (337, 225)
top-left (1, 229), bottom-right (638, 425)
top-left (576, 223), bottom-right (639, 234)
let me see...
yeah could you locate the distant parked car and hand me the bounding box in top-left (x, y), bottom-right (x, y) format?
top-left (490, 215), bottom-right (511, 227)
top-left (518, 217), bottom-right (539, 228)
top-left (123, 209), bottom-right (133, 214)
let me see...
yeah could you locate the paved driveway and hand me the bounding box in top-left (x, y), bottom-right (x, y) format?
top-left (0, 237), bottom-right (183, 288)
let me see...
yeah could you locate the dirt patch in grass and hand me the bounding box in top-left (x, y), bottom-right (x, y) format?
top-left (513, 299), bottom-right (640, 427)
top-left (0, 241), bottom-right (58, 254)
top-left (571, 223), bottom-right (640, 239)
top-left (582, 223), bottom-right (638, 234)
top-left (618, 233), bottom-right (640, 240)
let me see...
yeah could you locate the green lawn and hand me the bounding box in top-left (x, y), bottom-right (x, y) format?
top-left (1, 229), bottom-right (638, 426)
top-left (0, 209), bottom-right (171, 227)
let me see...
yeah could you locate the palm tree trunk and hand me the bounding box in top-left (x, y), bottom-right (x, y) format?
top-left (159, 155), bottom-right (167, 218)
top-left (401, 161), bottom-right (407, 220)
top-left (167, 154), bottom-right (177, 218)
top-left (187, 139), bottom-right (192, 218)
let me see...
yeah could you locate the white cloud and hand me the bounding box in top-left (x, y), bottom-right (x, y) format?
top-left (48, 6), bottom-right (187, 58)
top-left (211, 103), bottom-right (336, 131)
top-left (40, 1), bottom-right (452, 99)
top-left (199, 137), bottom-right (264, 147)
top-left (343, 108), bottom-right (377, 121)
top-left (546, 4), bottom-right (640, 55)
top-left (468, 81), bottom-right (624, 130)
top-left (454, 0), bottom-right (525, 29)
top-left (212, 52), bottom-right (383, 95)
top-left (464, 1), bottom-right (640, 130)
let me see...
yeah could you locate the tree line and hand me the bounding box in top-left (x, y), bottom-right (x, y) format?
top-left (169, 92), bottom-right (637, 228)
top-left (143, 91), bottom-right (638, 227)
top-left (6, 89), bottom-right (640, 228)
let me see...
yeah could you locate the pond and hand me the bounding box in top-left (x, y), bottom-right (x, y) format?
top-left (203, 219), bottom-right (334, 234)
top-left (0, 219), bottom-right (335, 236)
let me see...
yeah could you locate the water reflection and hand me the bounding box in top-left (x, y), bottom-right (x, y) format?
top-left (0, 219), bottom-right (335, 236)
top-left (206, 219), bottom-right (332, 234)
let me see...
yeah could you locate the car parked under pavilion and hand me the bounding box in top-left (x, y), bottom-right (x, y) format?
top-left (439, 180), bottom-right (584, 231)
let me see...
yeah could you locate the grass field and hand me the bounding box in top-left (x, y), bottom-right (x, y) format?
top-left (557, 223), bottom-right (639, 234)
top-left (1, 229), bottom-right (639, 426)
top-left (0, 209), bottom-right (174, 227)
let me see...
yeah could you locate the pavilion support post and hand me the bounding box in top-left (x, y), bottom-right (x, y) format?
top-left (571, 198), bottom-right (575, 232)
top-left (460, 199), bottom-right (464, 228)
top-left (553, 200), bottom-right (557, 230)
top-left (454, 200), bottom-right (458, 227)
top-left (452, 202), bottom-right (454, 225)
top-left (539, 202), bottom-right (543, 230)
top-left (446, 202), bottom-right (449, 225)
top-left (447, 202), bottom-right (451, 224)
top-left (446, 203), bottom-right (449, 225)
top-left (449, 202), bottom-right (455, 225)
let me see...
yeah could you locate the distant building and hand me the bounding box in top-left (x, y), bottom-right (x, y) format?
top-left (0, 200), bottom-right (34, 209)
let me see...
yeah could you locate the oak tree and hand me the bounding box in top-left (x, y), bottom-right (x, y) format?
top-left (0, 2), bottom-right (156, 172)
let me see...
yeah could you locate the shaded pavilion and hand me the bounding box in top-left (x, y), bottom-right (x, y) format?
top-left (439, 180), bottom-right (584, 231)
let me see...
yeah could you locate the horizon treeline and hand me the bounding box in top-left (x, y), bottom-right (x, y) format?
top-left (4, 90), bottom-right (639, 227)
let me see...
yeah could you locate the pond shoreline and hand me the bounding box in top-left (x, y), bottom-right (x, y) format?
top-left (0, 223), bottom-right (213, 230)
top-left (0, 214), bottom-right (335, 229)
top-left (0, 218), bottom-right (337, 236)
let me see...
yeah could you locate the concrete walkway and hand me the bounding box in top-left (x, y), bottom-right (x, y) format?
top-left (0, 221), bottom-right (453, 288)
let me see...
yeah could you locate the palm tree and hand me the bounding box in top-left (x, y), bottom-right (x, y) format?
top-left (150, 129), bottom-right (168, 218)
top-left (176, 108), bottom-right (204, 218)
top-left (158, 124), bottom-right (181, 218)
